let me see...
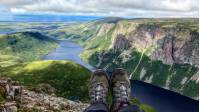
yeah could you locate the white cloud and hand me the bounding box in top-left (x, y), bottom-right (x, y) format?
top-left (105, 0), bottom-right (198, 11)
top-left (0, 0), bottom-right (199, 17)
top-left (10, 8), bottom-right (27, 13)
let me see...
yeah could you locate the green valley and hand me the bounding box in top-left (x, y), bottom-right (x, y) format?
top-left (0, 31), bottom-right (94, 102)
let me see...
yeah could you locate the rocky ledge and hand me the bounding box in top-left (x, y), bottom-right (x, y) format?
top-left (0, 77), bottom-right (89, 112)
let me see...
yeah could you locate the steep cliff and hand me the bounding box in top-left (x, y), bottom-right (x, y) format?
top-left (127, 23), bottom-right (199, 66)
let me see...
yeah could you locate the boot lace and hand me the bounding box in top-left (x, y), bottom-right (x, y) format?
top-left (90, 83), bottom-right (107, 104)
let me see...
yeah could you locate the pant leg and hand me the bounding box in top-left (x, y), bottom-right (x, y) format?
top-left (119, 104), bottom-right (143, 112)
top-left (84, 103), bottom-right (109, 112)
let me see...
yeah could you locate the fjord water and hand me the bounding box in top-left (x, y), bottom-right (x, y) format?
top-left (131, 80), bottom-right (198, 112)
top-left (44, 40), bottom-right (198, 112)
top-left (43, 40), bottom-right (95, 71)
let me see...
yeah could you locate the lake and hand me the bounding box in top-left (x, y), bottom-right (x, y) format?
top-left (43, 40), bottom-right (95, 71)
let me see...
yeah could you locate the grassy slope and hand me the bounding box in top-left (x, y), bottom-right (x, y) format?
top-left (2, 60), bottom-right (91, 101)
top-left (0, 32), bottom-right (58, 62)
top-left (130, 98), bottom-right (156, 112)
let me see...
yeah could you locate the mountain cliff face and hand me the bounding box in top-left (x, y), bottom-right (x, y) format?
top-left (127, 24), bottom-right (199, 66)
top-left (112, 34), bottom-right (131, 52)
top-left (50, 18), bottom-right (199, 99)
top-left (106, 20), bottom-right (199, 67)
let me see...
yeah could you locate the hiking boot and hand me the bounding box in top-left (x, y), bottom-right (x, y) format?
top-left (89, 69), bottom-right (109, 105)
top-left (111, 68), bottom-right (131, 112)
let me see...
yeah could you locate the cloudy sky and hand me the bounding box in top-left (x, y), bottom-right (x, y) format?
top-left (0, 0), bottom-right (199, 18)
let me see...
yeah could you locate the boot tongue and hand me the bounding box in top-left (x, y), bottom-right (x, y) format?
top-left (120, 101), bottom-right (130, 107)
top-left (115, 101), bottom-right (130, 112)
